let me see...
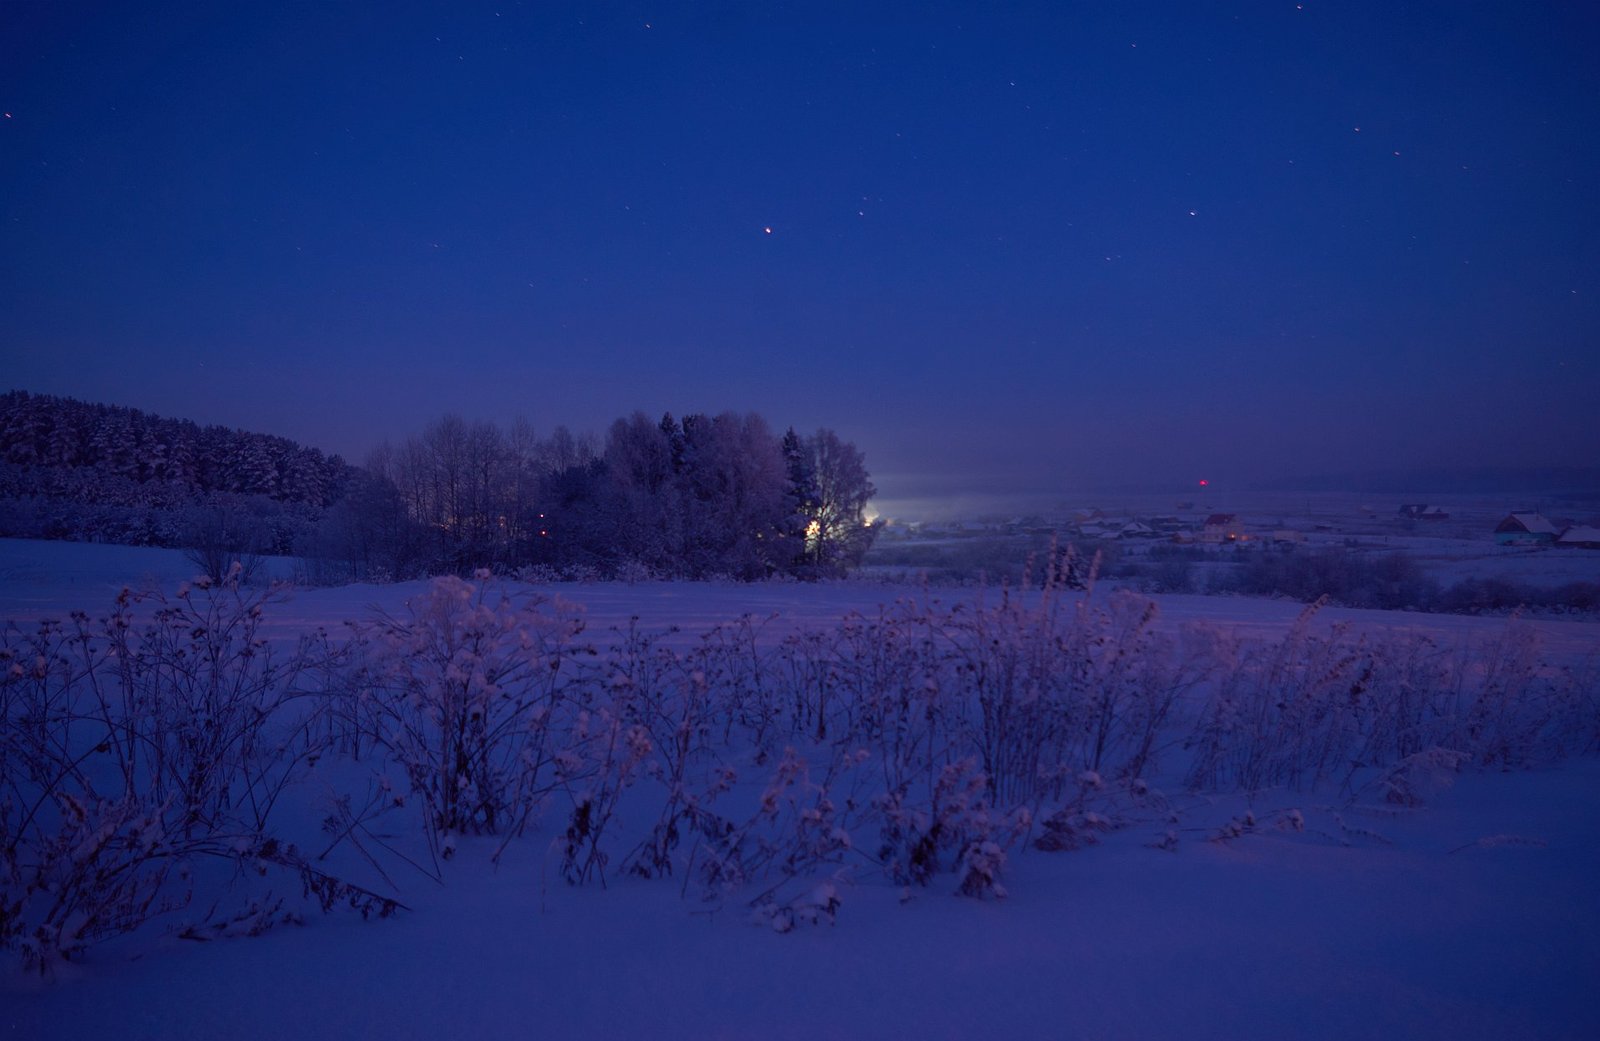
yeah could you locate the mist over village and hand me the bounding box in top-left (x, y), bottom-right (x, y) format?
top-left (3, 4), bottom-right (1598, 1039)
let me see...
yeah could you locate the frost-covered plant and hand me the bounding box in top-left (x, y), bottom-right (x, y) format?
top-left (0, 578), bottom-right (346, 973)
top-left (752, 880), bottom-right (842, 932)
top-left (313, 774), bottom-right (433, 887)
top-left (694, 612), bottom-right (783, 752)
top-left (766, 581), bottom-right (1202, 814)
top-left (956, 839), bottom-right (1009, 899)
top-left (684, 746), bottom-right (861, 905)
top-left (874, 756), bottom-right (1025, 892)
top-left (837, 582), bottom-right (1199, 805)
top-left (116, 577), bottom-right (327, 836)
top-left (1033, 771), bottom-right (1118, 852)
top-left (513, 564), bottom-right (564, 584)
top-left (612, 558), bottom-right (660, 585)
top-left (611, 622), bottom-right (750, 880)
top-left (814, 601), bottom-right (952, 779)
top-left (561, 619), bottom-right (744, 885)
top-left (773, 627), bottom-right (844, 744)
top-left (1185, 600), bottom-right (1374, 791)
top-left (1206, 806), bottom-right (1308, 844)
top-left (338, 574), bottom-right (590, 847)
top-left (1030, 772), bottom-right (1184, 858)
top-left (555, 707), bottom-right (654, 886)
top-left (1, 791), bottom-right (179, 972)
top-left (1183, 604), bottom-right (1595, 796)
top-left (1358, 747), bottom-right (1471, 807)
top-left (14, 561), bottom-right (1593, 967)
top-left (1449, 620), bottom-right (1555, 767)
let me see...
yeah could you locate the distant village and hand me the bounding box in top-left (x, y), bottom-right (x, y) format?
top-left (879, 502), bottom-right (1600, 550)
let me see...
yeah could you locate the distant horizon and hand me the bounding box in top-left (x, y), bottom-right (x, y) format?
top-left (9, 385), bottom-right (1596, 526)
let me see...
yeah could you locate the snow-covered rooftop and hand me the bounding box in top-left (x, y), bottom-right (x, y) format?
top-left (1557, 525), bottom-right (1600, 546)
top-left (1503, 512), bottom-right (1560, 535)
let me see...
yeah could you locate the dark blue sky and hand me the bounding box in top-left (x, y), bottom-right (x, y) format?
top-left (3, 2), bottom-right (1597, 508)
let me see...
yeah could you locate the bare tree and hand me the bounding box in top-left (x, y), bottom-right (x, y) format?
top-left (804, 429), bottom-right (877, 574)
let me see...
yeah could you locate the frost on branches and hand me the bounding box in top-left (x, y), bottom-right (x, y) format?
top-left (5, 570), bottom-right (1596, 972)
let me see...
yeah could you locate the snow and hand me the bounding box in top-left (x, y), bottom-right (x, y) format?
top-left (3, 537), bottom-right (1599, 1039)
top-left (9, 764), bottom-right (1598, 1040)
top-left (5, 537), bottom-right (1594, 659)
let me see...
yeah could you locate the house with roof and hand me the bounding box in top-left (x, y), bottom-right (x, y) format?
top-left (1556, 525), bottom-right (1600, 549)
top-left (1399, 504), bottom-right (1450, 521)
top-left (1494, 512), bottom-right (1560, 546)
top-left (1200, 513), bottom-right (1244, 543)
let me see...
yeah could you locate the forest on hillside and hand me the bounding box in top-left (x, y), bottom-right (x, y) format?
top-left (0, 391), bottom-right (877, 582)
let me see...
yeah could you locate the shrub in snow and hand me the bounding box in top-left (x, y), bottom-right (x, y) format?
top-left (1033, 808), bottom-right (1114, 853)
top-left (180, 506), bottom-right (269, 586)
top-left (0, 580), bottom-right (367, 974)
top-left (612, 558), bottom-right (660, 585)
top-left (752, 881), bottom-right (841, 932)
top-left (1361, 747), bottom-right (1470, 807)
top-left (1184, 601), bottom-right (1595, 796)
top-left (956, 840), bottom-right (1008, 899)
top-left (1450, 621), bottom-right (1563, 768)
top-left (513, 564), bottom-right (564, 584)
top-left (918, 582), bottom-right (1196, 804)
top-left (336, 575), bottom-right (589, 852)
top-left (555, 709), bottom-right (655, 887)
top-left (10, 562), bottom-right (1598, 967)
top-left (1031, 774), bottom-right (1172, 854)
top-left (873, 757), bottom-right (1026, 892)
top-left (615, 621), bottom-right (750, 881)
top-left (685, 746), bottom-right (858, 904)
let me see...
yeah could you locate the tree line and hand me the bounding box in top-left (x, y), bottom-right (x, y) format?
top-left (342, 411), bottom-right (877, 581)
top-left (0, 390), bottom-right (350, 507)
top-left (0, 391), bottom-right (878, 582)
top-left (0, 390), bottom-right (353, 552)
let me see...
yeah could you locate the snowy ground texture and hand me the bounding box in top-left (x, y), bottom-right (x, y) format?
top-left (4, 539), bottom-right (1599, 1040)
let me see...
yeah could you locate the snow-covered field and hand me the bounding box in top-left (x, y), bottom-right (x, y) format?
top-left (4, 539), bottom-right (1598, 1040)
top-left (10, 763), bottom-right (1598, 1041)
top-left (5, 539), bottom-right (1596, 659)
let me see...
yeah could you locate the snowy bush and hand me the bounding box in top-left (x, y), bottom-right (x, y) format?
top-left (335, 574), bottom-right (592, 853)
top-left (874, 756), bottom-right (1019, 893)
top-left (12, 565), bottom-right (1597, 973)
top-left (1182, 601), bottom-right (1596, 795)
top-left (0, 578), bottom-right (350, 973)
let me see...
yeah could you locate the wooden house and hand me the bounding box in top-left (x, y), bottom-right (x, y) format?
top-left (1494, 512), bottom-right (1559, 546)
top-left (1200, 513), bottom-right (1244, 543)
top-left (1556, 525), bottom-right (1600, 549)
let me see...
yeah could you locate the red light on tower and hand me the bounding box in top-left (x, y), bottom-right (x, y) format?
top-left (1198, 479), bottom-right (1209, 487)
